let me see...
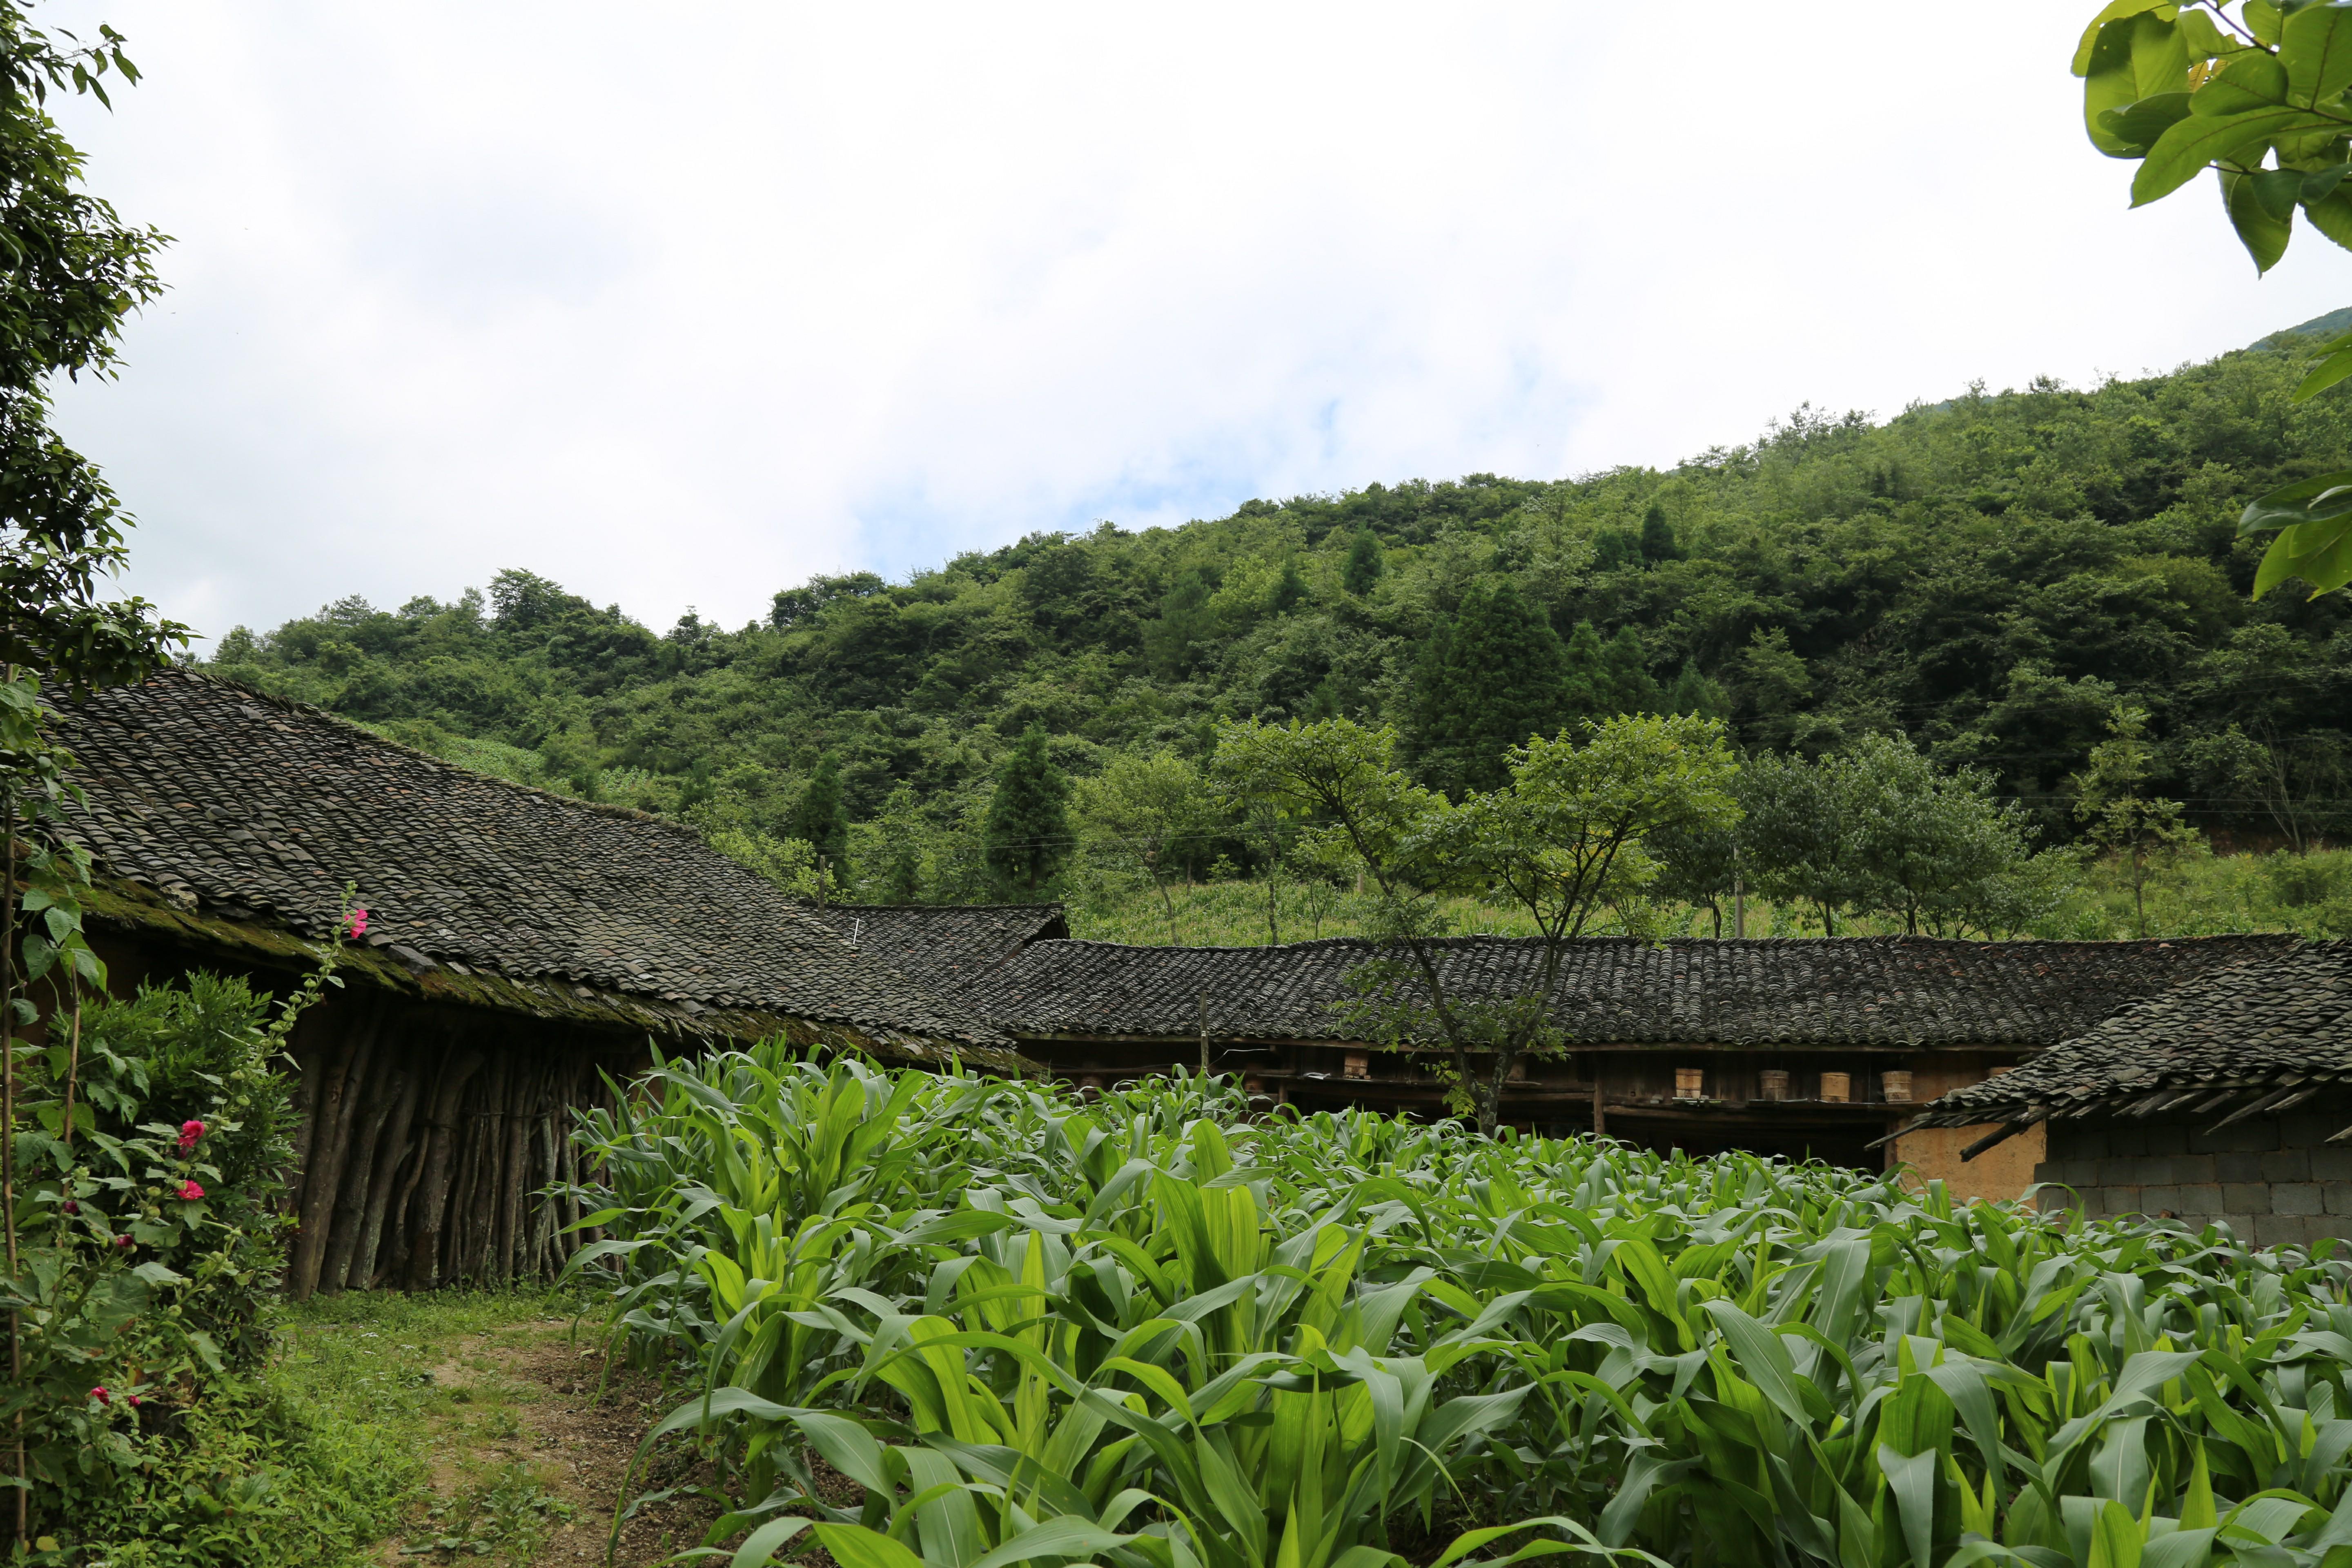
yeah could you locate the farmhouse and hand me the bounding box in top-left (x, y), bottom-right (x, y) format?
top-left (1897, 940), bottom-right (2352, 1246)
top-left (820, 906), bottom-right (2290, 1196)
top-left (44, 670), bottom-right (1028, 1297)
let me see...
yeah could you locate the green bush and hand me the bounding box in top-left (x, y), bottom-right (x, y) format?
top-left (7, 971), bottom-right (408, 1565)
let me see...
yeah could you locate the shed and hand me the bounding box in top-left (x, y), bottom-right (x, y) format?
top-left (1896, 941), bottom-right (2352, 1247)
top-left (41, 670), bottom-right (1028, 1295)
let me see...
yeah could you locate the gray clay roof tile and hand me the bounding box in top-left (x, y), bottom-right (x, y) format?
top-left (49, 670), bottom-right (1012, 1050)
top-left (1909, 941), bottom-right (2352, 1128)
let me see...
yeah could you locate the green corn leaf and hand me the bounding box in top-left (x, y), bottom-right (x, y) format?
top-left (814, 1523), bottom-right (934, 1568)
top-left (731, 1516), bottom-right (814, 1568)
top-left (967, 1516), bottom-right (1143, 1568)
top-left (1702, 1299), bottom-right (1812, 1428)
top-left (2088, 1499), bottom-right (2145, 1568)
top-left (1877, 1445), bottom-right (1940, 1568)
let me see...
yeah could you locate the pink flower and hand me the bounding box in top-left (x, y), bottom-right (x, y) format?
top-left (177, 1119), bottom-right (205, 1152)
top-left (346, 906), bottom-right (369, 938)
top-left (60, 1199), bottom-right (77, 1215)
top-left (127, 1394), bottom-right (143, 1409)
top-left (175, 1179), bottom-right (205, 1202)
top-left (114, 1234), bottom-right (133, 1250)
top-left (90, 1386), bottom-right (109, 1406)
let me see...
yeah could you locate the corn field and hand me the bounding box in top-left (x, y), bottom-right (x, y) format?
top-left (566, 1044), bottom-right (2352, 1568)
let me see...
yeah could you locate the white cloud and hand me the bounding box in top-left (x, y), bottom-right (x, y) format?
top-left (36, 0), bottom-right (2351, 645)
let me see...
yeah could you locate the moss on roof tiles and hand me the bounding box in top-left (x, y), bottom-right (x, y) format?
top-left (52, 670), bottom-right (1025, 1067)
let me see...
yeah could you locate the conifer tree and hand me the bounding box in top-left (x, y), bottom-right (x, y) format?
top-left (786, 753), bottom-right (850, 870)
top-left (1143, 571), bottom-right (1214, 679)
top-left (1559, 623), bottom-right (1661, 727)
top-left (984, 725), bottom-right (1073, 893)
top-left (1272, 557), bottom-right (1307, 614)
top-left (1341, 527), bottom-right (1383, 596)
top-left (1603, 626), bottom-right (1660, 713)
top-left (1665, 657), bottom-right (1730, 721)
top-left (1639, 502), bottom-right (1683, 564)
top-left (1406, 579), bottom-right (1566, 798)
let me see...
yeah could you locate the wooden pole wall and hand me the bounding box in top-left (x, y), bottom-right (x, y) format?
top-left (281, 1003), bottom-right (616, 1301)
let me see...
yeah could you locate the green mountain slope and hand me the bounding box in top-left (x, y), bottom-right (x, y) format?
top-left (209, 334), bottom-right (2352, 900)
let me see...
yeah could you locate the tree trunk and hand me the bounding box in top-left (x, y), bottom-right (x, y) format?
top-left (496, 1062), bottom-right (531, 1283)
top-left (405, 1048), bottom-right (485, 1289)
top-left (290, 1005), bottom-right (384, 1300)
top-left (459, 1053), bottom-right (508, 1283)
top-left (287, 1037), bottom-right (327, 1204)
top-left (347, 1067), bottom-right (421, 1290)
top-left (321, 1046), bottom-right (401, 1293)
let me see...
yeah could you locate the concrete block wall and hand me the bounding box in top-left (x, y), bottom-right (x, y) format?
top-left (2034, 1100), bottom-right (2352, 1251)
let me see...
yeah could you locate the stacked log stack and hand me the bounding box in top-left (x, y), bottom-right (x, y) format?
top-left (282, 1002), bottom-right (617, 1298)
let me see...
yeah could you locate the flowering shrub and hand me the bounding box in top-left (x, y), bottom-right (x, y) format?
top-left (8, 960), bottom-right (335, 1557)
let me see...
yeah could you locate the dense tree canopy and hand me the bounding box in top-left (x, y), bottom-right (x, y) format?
top-left (211, 332), bottom-right (2352, 900)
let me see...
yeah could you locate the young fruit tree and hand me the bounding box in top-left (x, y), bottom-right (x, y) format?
top-left (1214, 712), bottom-right (1739, 1135)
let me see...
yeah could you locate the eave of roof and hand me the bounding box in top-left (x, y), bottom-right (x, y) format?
top-left (75, 833), bottom-right (1037, 1074)
top-left (1893, 940), bottom-right (2351, 1156)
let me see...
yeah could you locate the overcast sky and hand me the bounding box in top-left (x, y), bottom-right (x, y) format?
top-left (36, 2), bottom-right (2352, 648)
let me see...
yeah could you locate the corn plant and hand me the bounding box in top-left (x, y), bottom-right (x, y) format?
top-left (566, 1043), bottom-right (2352, 1568)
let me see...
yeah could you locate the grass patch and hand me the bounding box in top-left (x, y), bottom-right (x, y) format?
top-left (269, 1287), bottom-right (590, 1564)
top-left (59, 1287), bottom-right (602, 1567)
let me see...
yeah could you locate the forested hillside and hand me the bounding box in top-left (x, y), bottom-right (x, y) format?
top-left (208, 331), bottom-right (2352, 911)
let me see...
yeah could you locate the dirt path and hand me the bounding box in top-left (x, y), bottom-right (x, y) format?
top-left (379, 1316), bottom-right (725, 1567)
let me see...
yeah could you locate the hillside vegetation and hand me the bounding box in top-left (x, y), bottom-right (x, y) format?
top-left (208, 333), bottom-right (2352, 921)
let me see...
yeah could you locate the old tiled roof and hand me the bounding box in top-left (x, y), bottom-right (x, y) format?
top-left (1902, 942), bottom-right (2352, 1147)
top-left (46, 670), bottom-right (1022, 1064)
top-left (976, 933), bottom-right (2292, 1046)
top-left (813, 904), bottom-right (1067, 991)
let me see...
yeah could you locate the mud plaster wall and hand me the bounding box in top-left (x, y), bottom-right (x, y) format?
top-left (1891, 1122), bottom-right (2047, 1205)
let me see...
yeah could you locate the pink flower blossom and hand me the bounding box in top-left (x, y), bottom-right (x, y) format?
top-left (127, 1394), bottom-right (143, 1409)
top-left (114, 1234), bottom-right (133, 1250)
top-left (90, 1386), bottom-right (109, 1406)
top-left (60, 1199), bottom-right (77, 1215)
top-left (346, 906), bottom-right (369, 938)
top-left (176, 1179), bottom-right (205, 1202)
top-left (177, 1119), bottom-right (205, 1152)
